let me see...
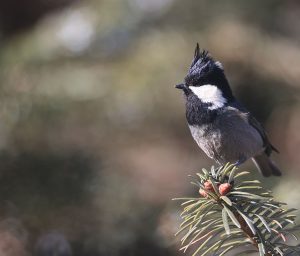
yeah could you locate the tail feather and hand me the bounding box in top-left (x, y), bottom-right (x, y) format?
top-left (252, 154), bottom-right (282, 177)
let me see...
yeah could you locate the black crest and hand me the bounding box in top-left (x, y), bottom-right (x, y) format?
top-left (185, 43), bottom-right (216, 87)
top-left (190, 43), bottom-right (212, 68)
top-left (184, 43), bottom-right (234, 101)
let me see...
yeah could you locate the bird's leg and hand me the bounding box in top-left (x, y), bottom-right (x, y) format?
top-left (233, 156), bottom-right (247, 167)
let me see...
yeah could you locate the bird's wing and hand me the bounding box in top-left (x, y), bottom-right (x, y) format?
top-left (247, 113), bottom-right (279, 154)
top-left (228, 100), bottom-right (279, 155)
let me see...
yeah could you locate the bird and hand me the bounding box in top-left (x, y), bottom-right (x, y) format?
top-left (175, 44), bottom-right (281, 177)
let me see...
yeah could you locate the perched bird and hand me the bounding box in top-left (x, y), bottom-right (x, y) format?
top-left (175, 44), bottom-right (281, 177)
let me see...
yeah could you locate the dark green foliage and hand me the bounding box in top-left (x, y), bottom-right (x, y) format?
top-left (174, 164), bottom-right (300, 256)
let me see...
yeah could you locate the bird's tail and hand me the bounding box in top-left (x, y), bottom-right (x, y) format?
top-left (252, 154), bottom-right (282, 177)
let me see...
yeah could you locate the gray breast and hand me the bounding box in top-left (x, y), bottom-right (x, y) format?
top-left (189, 124), bottom-right (220, 160)
top-left (188, 107), bottom-right (264, 164)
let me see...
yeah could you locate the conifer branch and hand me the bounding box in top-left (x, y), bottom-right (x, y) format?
top-left (174, 163), bottom-right (300, 256)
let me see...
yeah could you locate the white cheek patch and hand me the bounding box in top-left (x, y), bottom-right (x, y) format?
top-left (190, 84), bottom-right (227, 110)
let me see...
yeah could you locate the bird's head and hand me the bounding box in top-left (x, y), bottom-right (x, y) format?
top-left (176, 44), bottom-right (234, 109)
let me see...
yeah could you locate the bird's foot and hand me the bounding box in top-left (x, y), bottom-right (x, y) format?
top-left (233, 157), bottom-right (247, 167)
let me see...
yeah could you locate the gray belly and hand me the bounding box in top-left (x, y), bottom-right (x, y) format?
top-left (188, 119), bottom-right (264, 164)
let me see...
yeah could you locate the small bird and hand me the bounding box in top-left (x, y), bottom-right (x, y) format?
top-left (175, 44), bottom-right (281, 177)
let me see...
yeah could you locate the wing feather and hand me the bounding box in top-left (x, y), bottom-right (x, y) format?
top-left (228, 100), bottom-right (279, 156)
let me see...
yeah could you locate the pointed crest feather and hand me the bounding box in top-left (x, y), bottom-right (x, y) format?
top-left (191, 43), bottom-right (211, 68)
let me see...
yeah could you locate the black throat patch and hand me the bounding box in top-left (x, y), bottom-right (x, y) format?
top-left (185, 94), bottom-right (221, 125)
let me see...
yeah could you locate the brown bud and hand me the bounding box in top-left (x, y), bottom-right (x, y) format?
top-left (204, 181), bottom-right (213, 191)
top-left (219, 183), bottom-right (232, 196)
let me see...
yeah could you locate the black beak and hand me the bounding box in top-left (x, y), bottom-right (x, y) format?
top-left (175, 83), bottom-right (186, 90)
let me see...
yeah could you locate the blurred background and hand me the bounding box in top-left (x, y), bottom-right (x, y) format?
top-left (0, 0), bottom-right (300, 255)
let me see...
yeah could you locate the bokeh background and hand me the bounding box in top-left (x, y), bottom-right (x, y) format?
top-left (0, 0), bottom-right (300, 255)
